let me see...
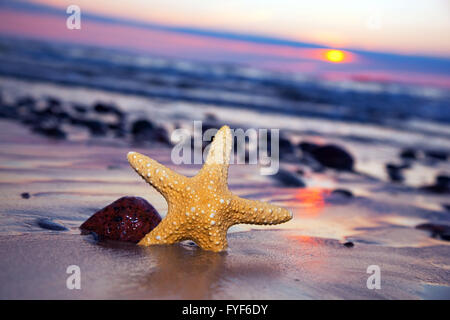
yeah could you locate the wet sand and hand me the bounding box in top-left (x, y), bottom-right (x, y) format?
top-left (0, 119), bottom-right (449, 299)
top-left (1, 231), bottom-right (449, 300)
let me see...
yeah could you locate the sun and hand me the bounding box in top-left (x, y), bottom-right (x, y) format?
top-left (325, 49), bottom-right (345, 63)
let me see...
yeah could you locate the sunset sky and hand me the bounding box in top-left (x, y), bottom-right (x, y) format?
top-left (0, 0), bottom-right (449, 87)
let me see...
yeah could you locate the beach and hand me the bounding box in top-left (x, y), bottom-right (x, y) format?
top-left (2, 0), bottom-right (450, 303)
top-left (0, 74), bottom-right (449, 298)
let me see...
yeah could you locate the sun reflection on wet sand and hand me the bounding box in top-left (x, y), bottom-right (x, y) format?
top-left (288, 234), bottom-right (317, 245)
top-left (294, 188), bottom-right (329, 218)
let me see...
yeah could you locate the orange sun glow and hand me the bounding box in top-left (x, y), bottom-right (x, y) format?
top-left (325, 49), bottom-right (345, 63)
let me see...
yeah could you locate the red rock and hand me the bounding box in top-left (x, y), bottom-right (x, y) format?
top-left (80, 196), bottom-right (161, 243)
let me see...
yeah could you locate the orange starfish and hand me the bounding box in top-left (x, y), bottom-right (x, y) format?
top-left (127, 125), bottom-right (292, 252)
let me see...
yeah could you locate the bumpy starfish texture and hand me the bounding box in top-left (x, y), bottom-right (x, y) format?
top-left (127, 125), bottom-right (292, 252)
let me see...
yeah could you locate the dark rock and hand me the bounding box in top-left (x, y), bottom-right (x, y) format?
top-left (114, 128), bottom-right (127, 138)
top-left (46, 96), bottom-right (61, 108)
top-left (56, 111), bottom-right (70, 121)
top-left (93, 102), bottom-right (123, 117)
top-left (400, 148), bottom-right (417, 160)
top-left (32, 125), bottom-right (66, 139)
top-left (416, 223), bottom-right (450, 241)
top-left (21, 114), bottom-right (42, 126)
top-left (107, 121), bottom-right (123, 130)
top-left (131, 120), bottom-right (170, 144)
top-left (108, 120), bottom-right (127, 137)
top-left (298, 141), bottom-right (319, 153)
top-left (72, 104), bottom-right (87, 113)
top-left (21, 192), bottom-right (31, 199)
top-left (425, 150), bottom-right (448, 161)
top-left (30, 100), bottom-right (69, 121)
top-left (279, 135), bottom-right (295, 157)
top-left (309, 144), bottom-right (354, 171)
top-left (131, 119), bottom-right (154, 138)
top-left (80, 196), bottom-right (162, 243)
top-left (421, 185), bottom-right (448, 194)
top-left (436, 175), bottom-right (450, 187)
top-left (36, 218), bottom-right (68, 231)
top-left (93, 102), bottom-right (112, 113)
top-left (331, 189), bottom-right (353, 198)
top-left (272, 169), bottom-right (306, 187)
top-left (343, 241), bottom-right (354, 248)
top-left (420, 174), bottom-right (450, 194)
top-left (15, 96), bottom-right (36, 108)
top-left (82, 119), bottom-right (108, 136)
top-left (327, 189), bottom-right (354, 204)
top-left (152, 126), bottom-right (171, 144)
top-left (443, 204), bottom-right (450, 212)
top-left (204, 112), bottom-right (218, 122)
top-left (440, 234), bottom-right (450, 241)
top-left (46, 106), bottom-right (69, 120)
top-left (386, 163), bottom-right (407, 182)
top-left (0, 106), bottom-right (18, 119)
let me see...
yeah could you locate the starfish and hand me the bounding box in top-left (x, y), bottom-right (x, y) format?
top-left (127, 125), bottom-right (292, 252)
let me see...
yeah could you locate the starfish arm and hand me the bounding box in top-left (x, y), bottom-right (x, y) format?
top-left (198, 125), bottom-right (232, 181)
top-left (138, 217), bottom-right (185, 246)
top-left (229, 195), bottom-right (293, 225)
top-left (127, 151), bottom-right (186, 201)
top-left (193, 227), bottom-right (228, 252)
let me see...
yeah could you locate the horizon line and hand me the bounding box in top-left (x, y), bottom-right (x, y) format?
top-left (1, 0), bottom-right (449, 64)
